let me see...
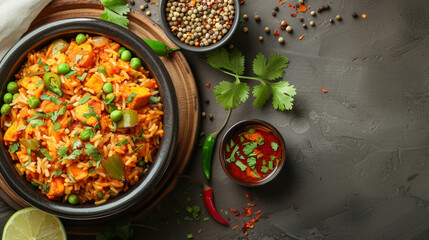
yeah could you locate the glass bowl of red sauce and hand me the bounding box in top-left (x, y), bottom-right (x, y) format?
top-left (219, 119), bottom-right (286, 186)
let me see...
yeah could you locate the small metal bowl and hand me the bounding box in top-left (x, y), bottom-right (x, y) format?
top-left (219, 119), bottom-right (286, 187)
top-left (0, 18), bottom-right (178, 220)
top-left (159, 0), bottom-right (240, 52)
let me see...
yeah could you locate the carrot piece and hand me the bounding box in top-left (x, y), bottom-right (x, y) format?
top-left (47, 177), bottom-right (65, 199)
top-left (4, 122), bottom-right (20, 142)
top-left (67, 163), bottom-right (89, 181)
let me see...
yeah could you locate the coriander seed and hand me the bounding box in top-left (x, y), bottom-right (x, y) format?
top-left (310, 11), bottom-right (316, 16)
top-left (255, 15), bottom-right (260, 21)
top-left (146, 11), bottom-right (151, 16)
top-left (310, 21), bottom-right (315, 26)
top-left (352, 12), bottom-right (358, 18)
top-left (229, 44), bottom-right (234, 49)
top-left (258, 36), bottom-right (263, 41)
top-left (243, 14), bottom-right (248, 20)
top-left (140, 4), bottom-right (145, 10)
top-left (202, 112), bottom-right (206, 117)
top-left (243, 27), bottom-right (248, 32)
top-left (336, 15), bottom-right (342, 21)
top-left (302, 23), bottom-right (307, 28)
top-left (281, 20), bottom-right (287, 26)
top-left (299, 17), bottom-right (304, 22)
top-left (286, 26), bottom-right (292, 32)
top-left (209, 114), bottom-right (213, 120)
top-left (329, 18), bottom-right (334, 23)
top-left (299, 0), bottom-right (304, 4)
top-left (265, 27), bottom-right (270, 32)
top-left (278, 37), bottom-right (284, 44)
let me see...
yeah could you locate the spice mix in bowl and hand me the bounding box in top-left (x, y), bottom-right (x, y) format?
top-left (160, 0), bottom-right (240, 52)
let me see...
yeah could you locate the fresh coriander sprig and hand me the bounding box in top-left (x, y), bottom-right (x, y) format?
top-left (205, 48), bottom-right (296, 111)
top-left (100, 0), bottom-right (130, 29)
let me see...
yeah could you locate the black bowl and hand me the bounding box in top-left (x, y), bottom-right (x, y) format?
top-left (159, 0), bottom-right (240, 52)
top-left (0, 18), bottom-right (178, 220)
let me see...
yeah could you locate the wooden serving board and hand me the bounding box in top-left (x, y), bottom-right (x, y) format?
top-left (0, 0), bottom-right (200, 235)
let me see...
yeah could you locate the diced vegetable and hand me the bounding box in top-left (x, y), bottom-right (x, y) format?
top-left (43, 73), bottom-right (63, 97)
top-left (19, 139), bottom-right (40, 151)
top-left (70, 137), bottom-right (83, 150)
top-left (117, 109), bottom-right (138, 128)
top-left (84, 73), bottom-right (104, 93)
top-left (4, 122), bottom-right (19, 142)
top-left (101, 153), bottom-right (125, 180)
top-left (50, 39), bottom-right (69, 56)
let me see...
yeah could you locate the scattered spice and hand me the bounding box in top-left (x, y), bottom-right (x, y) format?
top-left (302, 23), bottom-right (307, 28)
top-left (206, 83), bottom-right (211, 88)
top-left (285, 26), bottom-right (292, 32)
top-left (150, 1), bottom-right (159, 6)
top-left (310, 21), bottom-right (315, 26)
top-left (281, 20), bottom-right (287, 27)
top-left (264, 27), bottom-right (270, 33)
top-left (243, 14), bottom-right (248, 20)
top-left (299, 17), bottom-right (304, 22)
top-left (139, 4), bottom-right (145, 10)
top-left (272, 12), bottom-right (277, 16)
top-left (310, 10), bottom-right (316, 16)
top-left (329, 18), bottom-right (335, 23)
top-left (321, 86), bottom-right (328, 93)
top-left (208, 114), bottom-right (213, 120)
top-left (254, 15), bottom-right (261, 21)
top-left (273, 28), bottom-right (280, 36)
top-left (274, 6), bottom-right (279, 11)
top-left (258, 36), bottom-right (263, 41)
top-left (204, 99), bottom-right (210, 104)
top-left (278, 37), bottom-right (284, 44)
top-left (299, 4), bottom-right (307, 12)
top-left (299, 34), bottom-right (305, 40)
top-left (146, 11), bottom-right (151, 16)
top-left (352, 12), bottom-right (358, 18)
top-left (129, 0), bottom-right (135, 5)
top-left (201, 112), bottom-right (206, 117)
top-left (317, 4), bottom-right (330, 13)
top-left (299, 0), bottom-right (304, 4)
top-left (243, 27), bottom-right (248, 33)
top-left (336, 14), bottom-right (342, 21)
top-left (362, 14), bottom-right (367, 19)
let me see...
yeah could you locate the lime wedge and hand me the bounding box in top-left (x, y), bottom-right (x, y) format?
top-left (2, 207), bottom-right (67, 240)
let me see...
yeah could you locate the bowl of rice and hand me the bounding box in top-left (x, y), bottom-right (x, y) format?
top-left (0, 18), bottom-right (178, 220)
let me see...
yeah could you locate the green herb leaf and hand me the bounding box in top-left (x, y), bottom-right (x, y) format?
top-left (84, 143), bottom-right (102, 167)
top-left (74, 55), bottom-right (83, 66)
top-left (44, 64), bottom-right (50, 72)
top-left (64, 149), bottom-right (82, 160)
top-left (269, 81), bottom-right (296, 111)
top-left (40, 148), bottom-right (53, 160)
top-left (247, 157), bottom-right (257, 168)
top-left (28, 119), bottom-right (45, 128)
top-left (53, 122), bottom-right (61, 132)
top-left (22, 148), bottom-right (32, 167)
top-left (125, 93), bottom-right (137, 103)
top-left (133, 144), bottom-right (143, 153)
top-left (98, 66), bottom-right (108, 76)
top-left (57, 146), bottom-right (69, 158)
top-left (132, 129), bottom-right (147, 142)
top-left (100, 7), bottom-right (129, 29)
top-left (89, 168), bottom-right (95, 174)
top-left (83, 106), bottom-right (100, 120)
top-left (261, 165), bottom-right (269, 173)
top-left (38, 59), bottom-right (42, 67)
top-left (253, 53), bottom-right (289, 80)
top-left (18, 125), bottom-right (27, 131)
top-left (104, 94), bottom-right (115, 104)
top-left (235, 160), bottom-right (247, 171)
top-left (79, 94), bottom-right (91, 105)
top-left (10, 143), bottom-right (20, 152)
top-left (252, 83), bottom-right (271, 108)
top-left (64, 70), bottom-right (77, 78)
top-left (271, 142), bottom-right (279, 151)
top-left (50, 168), bottom-right (62, 179)
top-left (43, 183), bottom-right (50, 193)
top-left (269, 160), bottom-right (274, 170)
top-left (77, 72), bottom-right (87, 81)
top-left (206, 48), bottom-right (244, 75)
top-left (213, 80), bottom-right (249, 110)
top-left (67, 173), bottom-right (76, 183)
top-left (49, 105), bottom-right (67, 123)
top-left (116, 139), bottom-right (129, 146)
top-left (243, 142), bottom-right (258, 155)
top-left (148, 96), bottom-right (160, 104)
top-left (112, 121), bottom-right (117, 132)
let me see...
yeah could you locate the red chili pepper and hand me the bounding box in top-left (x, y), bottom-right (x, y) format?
top-left (321, 86), bottom-right (328, 93)
top-left (206, 83), bottom-right (211, 88)
top-left (203, 184), bottom-right (229, 226)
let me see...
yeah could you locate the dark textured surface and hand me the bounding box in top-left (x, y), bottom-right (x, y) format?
top-left (2, 0), bottom-right (429, 239)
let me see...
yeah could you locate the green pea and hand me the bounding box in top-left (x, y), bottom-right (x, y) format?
top-left (12, 93), bottom-right (19, 100)
top-left (137, 160), bottom-right (145, 167)
top-left (103, 82), bottom-right (113, 94)
top-left (121, 50), bottom-right (132, 61)
top-left (30, 181), bottom-right (39, 187)
top-left (3, 93), bottom-right (13, 103)
top-left (76, 33), bottom-right (86, 45)
top-left (80, 129), bottom-right (94, 141)
top-left (118, 46), bottom-right (126, 55)
top-left (7, 82), bottom-right (18, 93)
top-left (57, 63), bottom-right (70, 74)
top-left (1, 104), bottom-right (11, 115)
top-left (68, 194), bottom-right (80, 205)
top-left (110, 110), bottom-right (123, 121)
top-left (130, 57), bottom-right (142, 69)
top-left (28, 97), bottom-right (40, 109)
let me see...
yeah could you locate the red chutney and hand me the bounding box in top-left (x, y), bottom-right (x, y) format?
top-left (225, 125), bottom-right (282, 182)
